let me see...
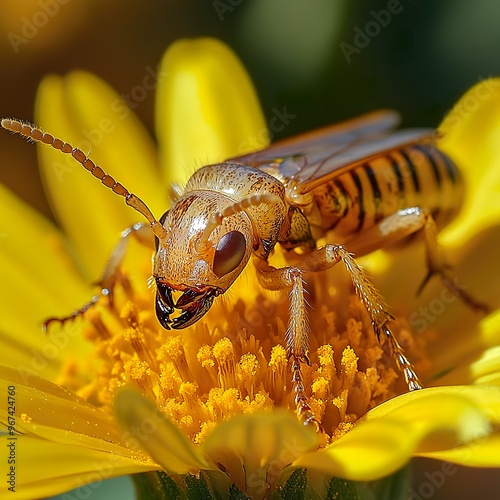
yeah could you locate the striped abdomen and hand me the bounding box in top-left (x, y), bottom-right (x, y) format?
top-left (310, 143), bottom-right (463, 243)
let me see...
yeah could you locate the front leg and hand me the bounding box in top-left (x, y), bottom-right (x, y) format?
top-left (254, 258), bottom-right (317, 427)
top-left (44, 222), bottom-right (153, 330)
top-left (99, 222), bottom-right (153, 298)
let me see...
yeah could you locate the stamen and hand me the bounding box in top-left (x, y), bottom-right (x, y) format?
top-left (213, 338), bottom-right (237, 390)
top-left (64, 244), bottom-right (430, 444)
top-left (239, 353), bottom-right (259, 399)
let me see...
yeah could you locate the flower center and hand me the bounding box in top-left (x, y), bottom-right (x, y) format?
top-left (63, 244), bottom-right (430, 443)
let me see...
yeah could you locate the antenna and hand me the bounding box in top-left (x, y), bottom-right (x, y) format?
top-left (1, 118), bottom-right (167, 242)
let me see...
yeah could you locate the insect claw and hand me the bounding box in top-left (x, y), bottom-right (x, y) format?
top-left (155, 289), bottom-right (173, 330)
top-left (154, 282), bottom-right (220, 330)
top-left (303, 415), bottom-right (324, 434)
top-left (380, 324), bottom-right (423, 391)
top-left (440, 274), bottom-right (491, 315)
top-left (176, 289), bottom-right (199, 308)
top-left (156, 283), bottom-right (174, 308)
top-left (171, 292), bottom-right (216, 329)
top-left (42, 316), bottom-right (66, 333)
top-left (42, 295), bottom-right (100, 332)
top-left (419, 270), bottom-right (491, 315)
top-left (171, 310), bottom-right (193, 329)
top-left (417, 270), bottom-right (433, 296)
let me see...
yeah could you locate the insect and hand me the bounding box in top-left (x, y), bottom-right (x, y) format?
top-left (1, 112), bottom-right (488, 427)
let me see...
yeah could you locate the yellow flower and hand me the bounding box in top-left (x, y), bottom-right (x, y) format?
top-left (1, 38), bottom-right (500, 499)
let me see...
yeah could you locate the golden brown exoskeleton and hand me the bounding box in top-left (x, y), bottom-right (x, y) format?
top-left (1, 112), bottom-right (488, 427)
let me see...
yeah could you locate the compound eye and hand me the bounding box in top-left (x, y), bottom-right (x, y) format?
top-left (213, 230), bottom-right (246, 277)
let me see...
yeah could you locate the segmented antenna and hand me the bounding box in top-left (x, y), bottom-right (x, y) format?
top-left (1, 118), bottom-right (167, 242)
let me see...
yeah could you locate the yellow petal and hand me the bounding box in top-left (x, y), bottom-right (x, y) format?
top-left (420, 432), bottom-right (500, 467)
top-left (114, 387), bottom-right (210, 474)
top-left (201, 410), bottom-right (318, 497)
top-left (1, 366), bottom-right (156, 498)
top-left (7, 438), bottom-right (152, 500)
top-left (439, 78), bottom-right (500, 246)
top-left (481, 308), bottom-right (500, 348)
top-left (365, 385), bottom-right (500, 426)
top-left (1, 366), bottom-right (129, 445)
top-left (294, 387), bottom-right (495, 481)
top-left (156, 38), bottom-right (269, 186)
top-left (0, 185), bottom-right (91, 378)
top-left (35, 71), bottom-right (163, 279)
top-left (295, 419), bottom-right (414, 480)
top-left (0, 184), bottom-right (88, 310)
top-left (470, 346), bottom-right (500, 385)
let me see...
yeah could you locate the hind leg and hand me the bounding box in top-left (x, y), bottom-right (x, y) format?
top-left (348, 207), bottom-right (489, 314)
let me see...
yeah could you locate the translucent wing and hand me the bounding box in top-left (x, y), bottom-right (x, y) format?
top-left (230, 110), bottom-right (435, 194)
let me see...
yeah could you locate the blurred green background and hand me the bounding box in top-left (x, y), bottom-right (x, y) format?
top-left (1, 1), bottom-right (499, 498)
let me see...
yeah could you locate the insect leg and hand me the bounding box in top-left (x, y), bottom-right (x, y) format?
top-left (417, 210), bottom-right (490, 314)
top-left (99, 222), bottom-right (153, 298)
top-left (299, 244), bottom-right (423, 391)
top-left (43, 222), bottom-right (153, 331)
top-left (253, 258), bottom-right (320, 429)
top-left (347, 207), bottom-right (489, 314)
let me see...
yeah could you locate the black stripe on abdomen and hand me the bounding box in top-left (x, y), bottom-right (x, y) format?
top-left (350, 169), bottom-right (365, 232)
top-left (436, 149), bottom-right (459, 185)
top-left (388, 154), bottom-right (405, 203)
top-left (334, 179), bottom-right (349, 217)
top-left (363, 163), bottom-right (383, 221)
top-left (399, 148), bottom-right (421, 193)
top-left (414, 144), bottom-right (442, 188)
